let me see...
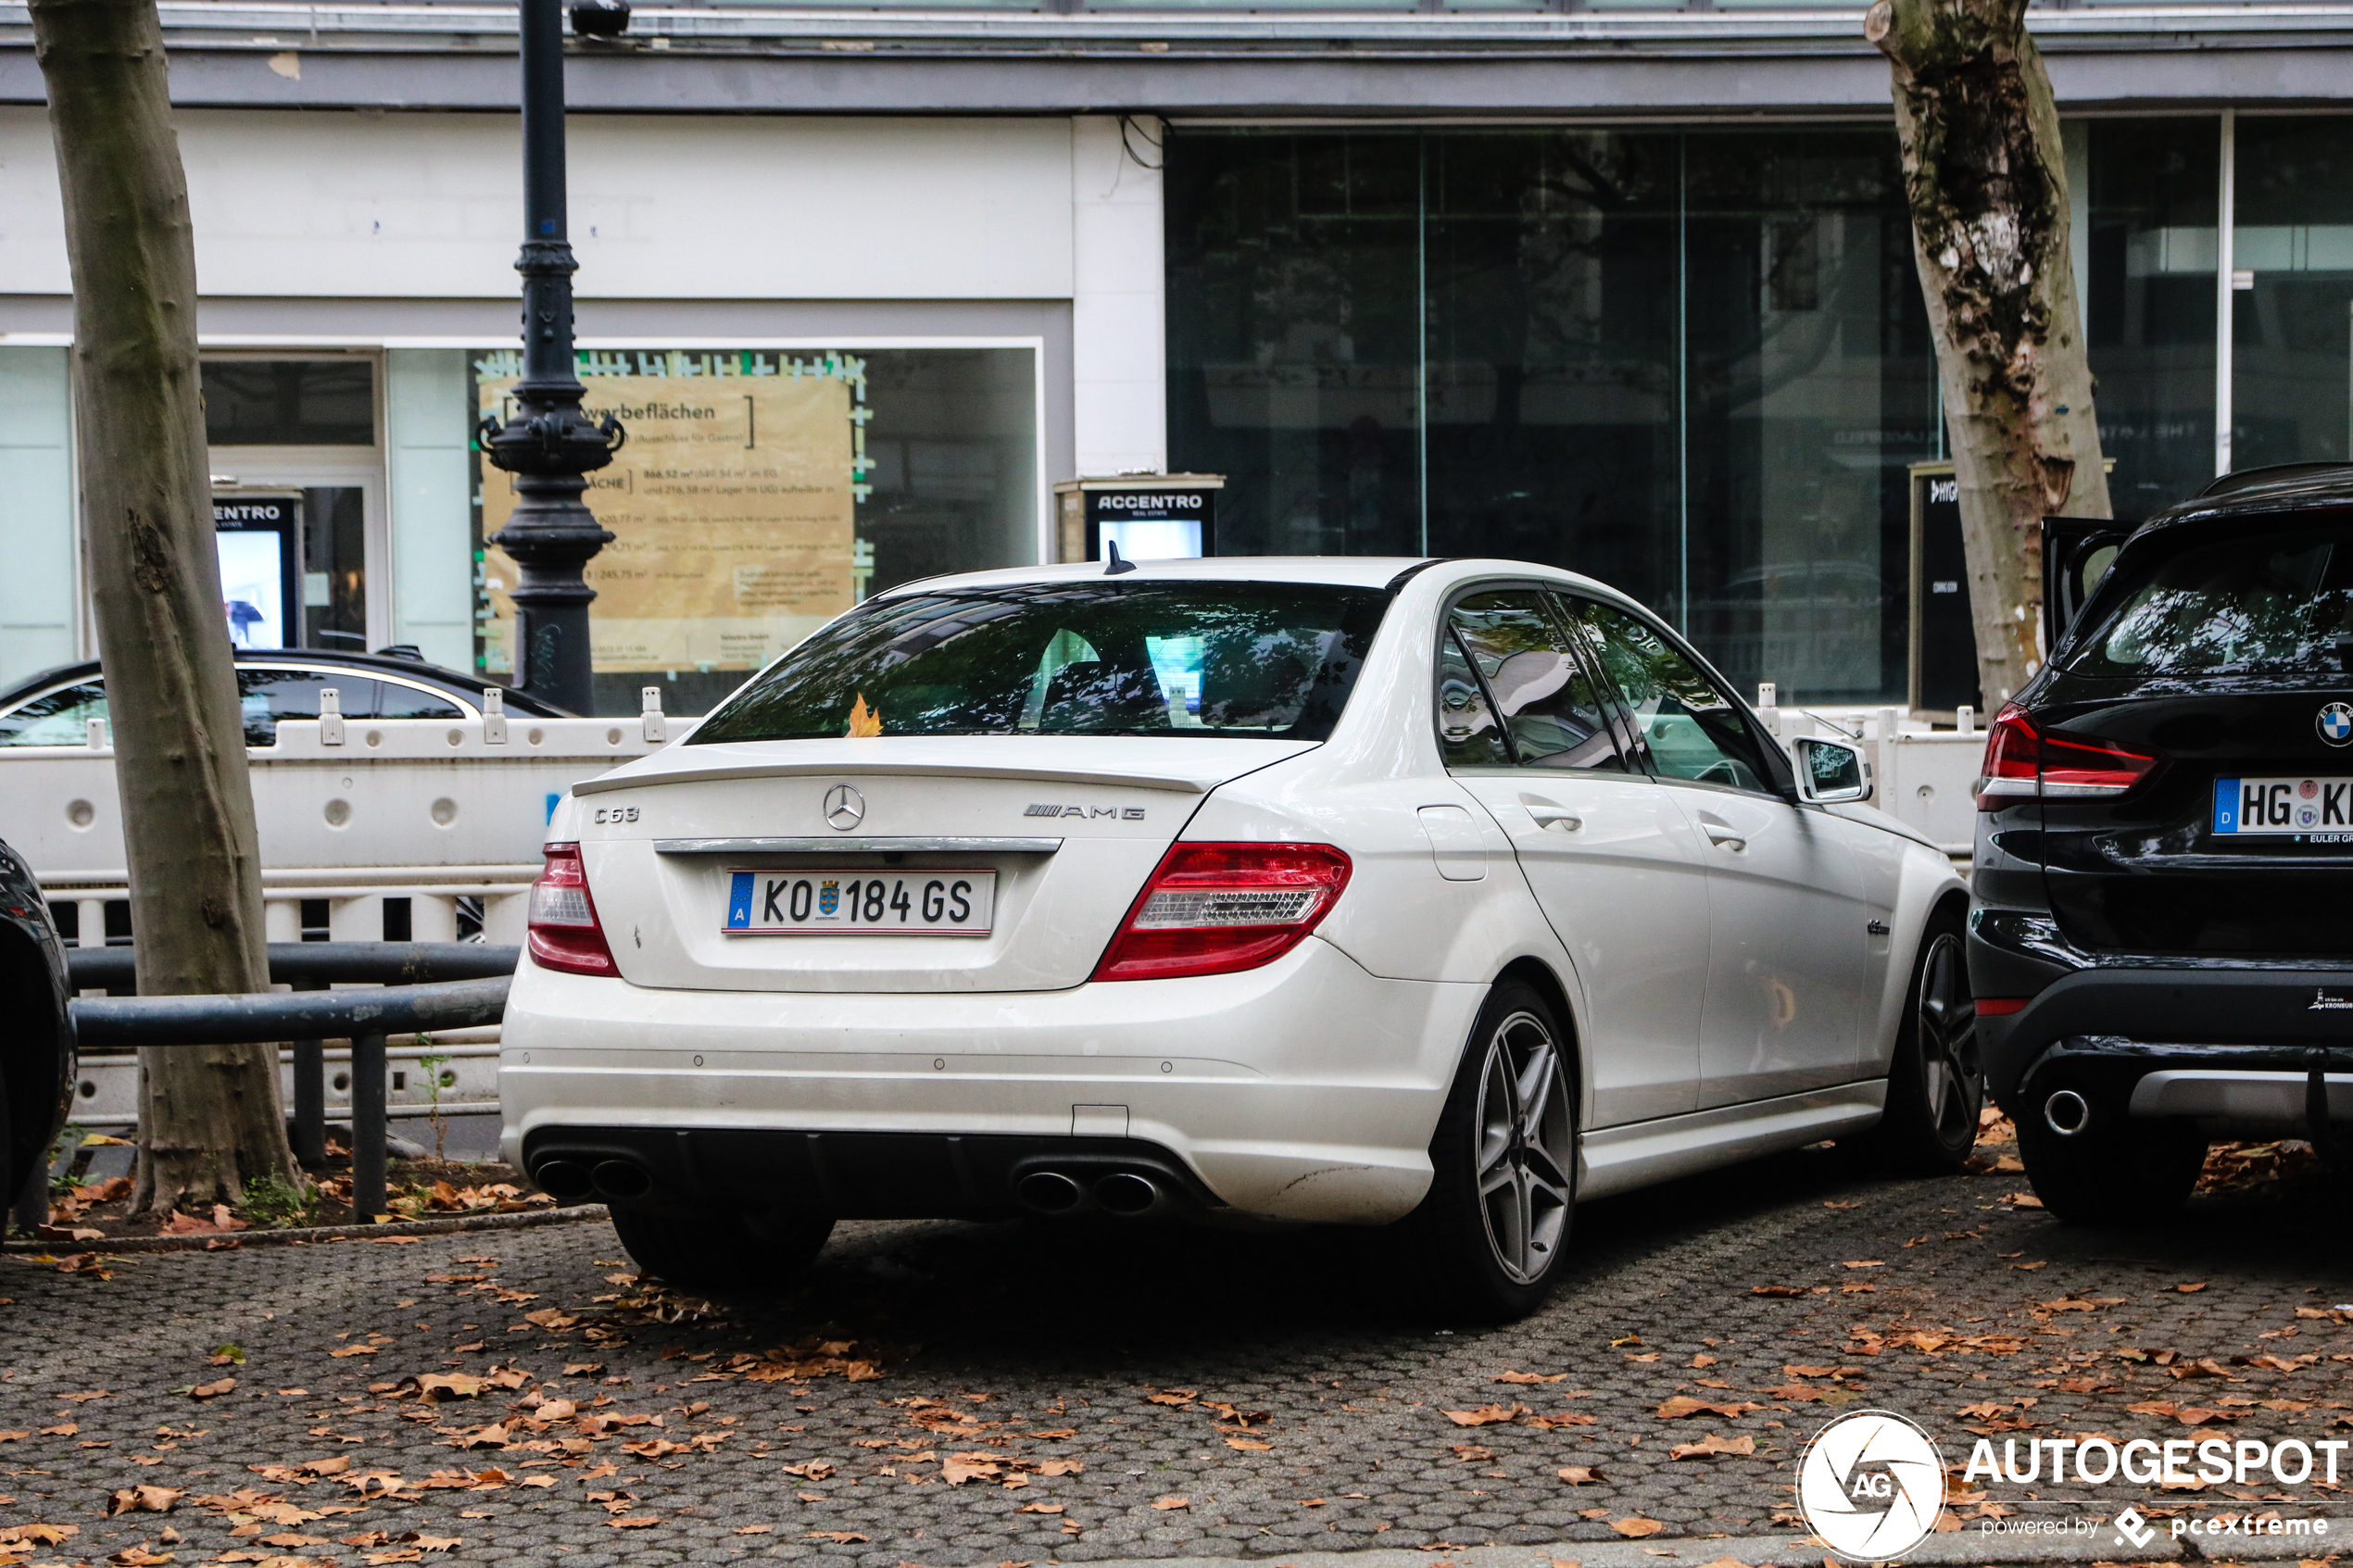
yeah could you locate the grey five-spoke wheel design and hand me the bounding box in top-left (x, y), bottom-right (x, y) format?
top-left (1915, 930), bottom-right (1982, 1147)
top-left (1472, 1009), bottom-right (1575, 1286)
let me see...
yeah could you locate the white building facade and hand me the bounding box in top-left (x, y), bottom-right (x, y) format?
top-left (1, 3), bottom-right (2347, 712)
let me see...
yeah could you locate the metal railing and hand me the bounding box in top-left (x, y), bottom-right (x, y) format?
top-left (66, 942), bottom-right (517, 1219)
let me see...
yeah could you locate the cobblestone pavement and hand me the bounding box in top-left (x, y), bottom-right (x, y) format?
top-left (3, 1138), bottom-right (2349, 1568)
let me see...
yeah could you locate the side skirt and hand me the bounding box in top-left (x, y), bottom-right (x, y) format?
top-left (1577, 1080), bottom-right (1888, 1201)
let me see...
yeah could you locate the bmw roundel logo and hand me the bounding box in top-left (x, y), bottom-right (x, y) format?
top-left (2322, 704), bottom-right (2353, 747)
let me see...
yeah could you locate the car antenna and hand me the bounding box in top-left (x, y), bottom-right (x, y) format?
top-left (1103, 540), bottom-right (1138, 576)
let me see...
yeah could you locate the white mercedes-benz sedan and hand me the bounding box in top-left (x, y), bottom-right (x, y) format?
top-left (502, 557), bottom-right (1973, 1318)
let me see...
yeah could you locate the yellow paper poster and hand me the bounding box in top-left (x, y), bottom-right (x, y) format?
top-left (478, 369), bottom-right (855, 674)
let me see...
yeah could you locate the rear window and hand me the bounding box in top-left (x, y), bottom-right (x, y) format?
top-left (690, 582), bottom-right (1390, 745)
top-left (2070, 517), bottom-right (2353, 677)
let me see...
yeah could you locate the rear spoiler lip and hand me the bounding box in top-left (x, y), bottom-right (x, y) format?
top-left (573, 756), bottom-right (1268, 797)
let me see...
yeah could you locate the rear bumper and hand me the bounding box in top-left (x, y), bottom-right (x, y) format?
top-left (1969, 908), bottom-right (2353, 1118)
top-left (497, 935), bottom-right (1484, 1225)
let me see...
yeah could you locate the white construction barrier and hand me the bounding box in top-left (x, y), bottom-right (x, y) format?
top-left (9, 710), bottom-right (667, 947)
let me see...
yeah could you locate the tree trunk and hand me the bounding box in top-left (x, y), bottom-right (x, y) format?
top-left (1869, 0), bottom-right (2110, 708)
top-left (31, 0), bottom-right (298, 1212)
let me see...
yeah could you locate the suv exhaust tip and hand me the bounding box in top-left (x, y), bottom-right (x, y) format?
top-left (1094, 1172), bottom-right (1160, 1216)
top-left (1015, 1170), bottom-right (1085, 1214)
top-left (2045, 1088), bottom-right (2093, 1137)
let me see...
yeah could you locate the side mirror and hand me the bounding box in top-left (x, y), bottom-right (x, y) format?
top-left (1793, 736), bottom-right (1873, 804)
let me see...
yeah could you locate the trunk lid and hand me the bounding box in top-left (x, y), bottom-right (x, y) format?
top-left (572, 735), bottom-right (1314, 992)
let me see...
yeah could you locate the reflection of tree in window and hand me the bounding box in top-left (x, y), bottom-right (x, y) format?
top-left (2077, 525), bottom-right (2353, 675)
top-left (1575, 601), bottom-right (1768, 793)
top-left (1437, 632), bottom-right (1509, 768)
top-left (692, 583), bottom-right (1387, 745)
top-left (0, 681), bottom-right (108, 746)
top-left (1447, 591), bottom-right (1627, 771)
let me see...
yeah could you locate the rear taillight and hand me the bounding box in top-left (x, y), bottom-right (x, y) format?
top-left (528, 842), bottom-right (619, 977)
top-left (1973, 703), bottom-right (2160, 811)
top-left (1092, 842), bottom-right (1352, 983)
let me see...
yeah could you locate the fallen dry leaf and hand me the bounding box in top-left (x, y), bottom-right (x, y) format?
top-left (1225, 1437), bottom-right (1272, 1451)
top-left (0, 1524), bottom-right (78, 1545)
top-left (188, 1379), bottom-right (236, 1399)
top-left (1670, 1434), bottom-right (1756, 1460)
top-left (1151, 1497), bottom-right (1189, 1511)
top-left (1610, 1518), bottom-right (1666, 1537)
top-left (1442, 1403), bottom-right (1527, 1427)
top-left (805, 1533), bottom-right (867, 1544)
top-left (1557, 1466), bottom-right (1605, 1486)
top-left (1491, 1371), bottom-right (1567, 1384)
top-left (1750, 1285), bottom-right (1808, 1298)
top-left (1656, 1395), bottom-right (1760, 1421)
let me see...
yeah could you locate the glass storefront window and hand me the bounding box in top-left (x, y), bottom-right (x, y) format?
top-left (202, 358), bottom-right (376, 446)
top-left (472, 346), bottom-right (1037, 717)
top-left (1168, 127), bottom-right (1932, 705)
top-left (1164, 132), bottom-right (1425, 558)
top-left (1423, 132), bottom-right (1682, 621)
top-left (1682, 131), bottom-right (1935, 704)
top-left (2084, 119), bottom-right (2219, 521)
top-left (2233, 116), bottom-right (2353, 472)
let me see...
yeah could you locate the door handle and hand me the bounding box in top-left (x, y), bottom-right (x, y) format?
top-left (1701, 822), bottom-right (1746, 852)
top-left (1527, 807), bottom-right (1583, 834)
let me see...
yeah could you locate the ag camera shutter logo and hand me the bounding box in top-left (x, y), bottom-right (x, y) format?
top-left (1797, 1410), bottom-right (1947, 1561)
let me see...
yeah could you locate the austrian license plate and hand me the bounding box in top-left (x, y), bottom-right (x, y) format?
top-left (723, 869), bottom-right (996, 935)
top-left (2212, 776), bottom-right (2353, 836)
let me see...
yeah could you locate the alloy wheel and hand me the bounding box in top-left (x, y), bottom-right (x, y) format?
top-left (1916, 931), bottom-right (1983, 1147)
top-left (1472, 1010), bottom-right (1574, 1285)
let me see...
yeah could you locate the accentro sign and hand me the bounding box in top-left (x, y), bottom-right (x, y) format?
top-left (1055, 473), bottom-right (1224, 564)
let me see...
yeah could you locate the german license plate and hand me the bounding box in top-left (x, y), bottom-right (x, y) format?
top-left (2212, 776), bottom-right (2353, 836)
top-left (723, 869), bottom-right (996, 935)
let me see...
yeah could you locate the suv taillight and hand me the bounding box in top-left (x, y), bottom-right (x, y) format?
top-left (1092, 843), bottom-right (1351, 983)
top-left (528, 842), bottom-right (619, 976)
top-left (1974, 702), bottom-right (2160, 811)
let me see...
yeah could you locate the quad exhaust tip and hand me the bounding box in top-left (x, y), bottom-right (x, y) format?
top-left (531, 1157), bottom-right (653, 1203)
top-left (1015, 1170), bottom-right (1085, 1214)
top-left (2045, 1088), bottom-right (2092, 1137)
top-left (535, 1159), bottom-right (594, 1202)
top-left (1014, 1167), bottom-right (1164, 1217)
top-left (1094, 1172), bottom-right (1159, 1216)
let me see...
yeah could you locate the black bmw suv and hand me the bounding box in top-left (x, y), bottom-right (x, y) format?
top-left (1974, 462), bottom-right (2353, 1223)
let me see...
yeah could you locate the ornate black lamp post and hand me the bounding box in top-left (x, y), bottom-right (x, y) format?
top-left (480, 0), bottom-right (630, 714)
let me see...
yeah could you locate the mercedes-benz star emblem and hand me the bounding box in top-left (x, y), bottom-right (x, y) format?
top-left (824, 784), bottom-right (866, 831)
top-left (2322, 703), bottom-right (2353, 747)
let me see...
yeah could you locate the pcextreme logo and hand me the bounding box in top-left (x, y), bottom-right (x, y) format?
top-left (1796, 1409), bottom-right (1948, 1562)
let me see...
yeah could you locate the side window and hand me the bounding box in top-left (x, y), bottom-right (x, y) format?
top-left (0, 680), bottom-right (108, 746)
top-left (376, 681), bottom-right (467, 721)
top-left (1569, 600), bottom-right (1775, 795)
top-left (235, 669), bottom-right (346, 746)
top-left (1436, 630), bottom-right (1510, 768)
top-left (1448, 591), bottom-right (1629, 771)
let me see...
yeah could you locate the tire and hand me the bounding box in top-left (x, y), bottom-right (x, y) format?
top-left (2015, 1109), bottom-right (2206, 1225)
top-left (1392, 980), bottom-right (1577, 1323)
top-left (608, 1207), bottom-right (835, 1296)
top-left (1863, 909), bottom-right (1984, 1175)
